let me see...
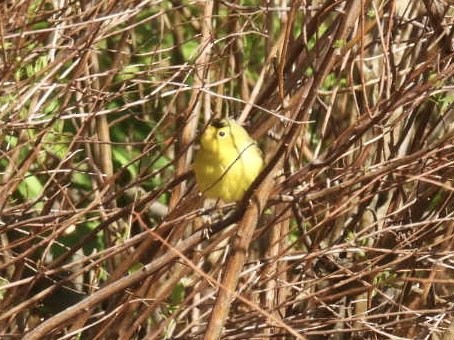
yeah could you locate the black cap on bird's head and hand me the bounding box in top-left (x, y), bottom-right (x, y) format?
top-left (211, 118), bottom-right (229, 129)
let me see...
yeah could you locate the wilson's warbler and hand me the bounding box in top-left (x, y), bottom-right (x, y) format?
top-left (194, 118), bottom-right (264, 202)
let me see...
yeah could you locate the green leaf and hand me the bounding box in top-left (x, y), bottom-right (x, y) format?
top-left (115, 65), bottom-right (141, 82)
top-left (169, 282), bottom-right (185, 307)
top-left (113, 147), bottom-right (138, 178)
top-left (72, 171), bottom-right (92, 191)
top-left (44, 98), bottom-right (59, 115)
top-left (52, 220), bottom-right (104, 258)
top-left (182, 40), bottom-right (199, 60)
top-left (18, 173), bottom-right (43, 200)
top-left (334, 39), bottom-right (346, 49)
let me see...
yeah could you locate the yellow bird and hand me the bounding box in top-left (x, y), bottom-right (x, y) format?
top-left (194, 118), bottom-right (264, 202)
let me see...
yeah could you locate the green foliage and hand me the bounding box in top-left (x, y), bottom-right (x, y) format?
top-left (112, 147), bottom-right (138, 178)
top-left (322, 72), bottom-right (347, 90)
top-left (333, 39), bottom-right (346, 49)
top-left (17, 172), bottom-right (43, 202)
top-left (169, 281), bottom-right (186, 308)
top-left (3, 2), bottom-right (454, 339)
top-left (15, 55), bottom-right (48, 81)
top-left (433, 93), bottom-right (454, 111)
top-left (51, 220), bottom-right (104, 258)
top-left (372, 270), bottom-right (397, 296)
top-left (71, 171), bottom-right (92, 191)
top-left (367, 8), bottom-right (376, 18)
top-left (182, 40), bottom-right (200, 61)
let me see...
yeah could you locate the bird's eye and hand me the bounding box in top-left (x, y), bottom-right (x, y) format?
top-left (218, 131), bottom-right (225, 137)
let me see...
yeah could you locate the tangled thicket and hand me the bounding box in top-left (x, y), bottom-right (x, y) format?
top-left (1, 1), bottom-right (454, 339)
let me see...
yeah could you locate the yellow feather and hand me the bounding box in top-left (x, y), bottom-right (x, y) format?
top-left (194, 118), bottom-right (264, 202)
